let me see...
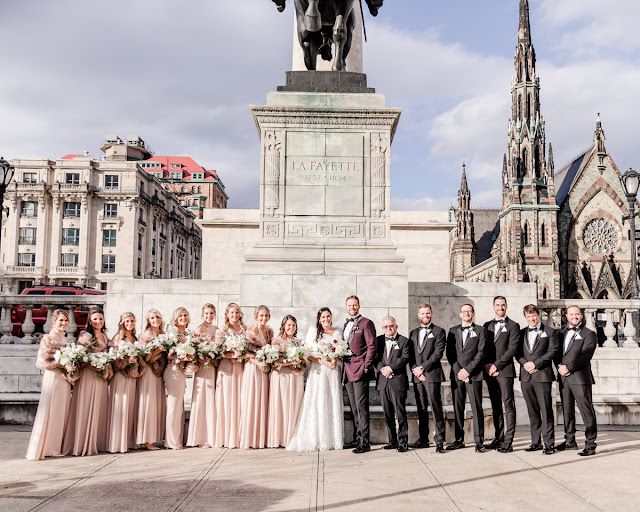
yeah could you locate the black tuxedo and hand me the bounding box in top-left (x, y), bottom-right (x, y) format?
top-left (517, 323), bottom-right (559, 448)
top-left (483, 317), bottom-right (520, 444)
top-left (375, 333), bottom-right (410, 446)
top-left (555, 325), bottom-right (598, 450)
top-left (409, 324), bottom-right (446, 445)
top-left (446, 323), bottom-right (487, 443)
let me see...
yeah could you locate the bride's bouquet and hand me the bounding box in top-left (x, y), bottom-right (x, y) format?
top-left (54, 343), bottom-right (88, 377)
top-left (254, 344), bottom-right (282, 365)
top-left (221, 331), bottom-right (249, 362)
top-left (195, 334), bottom-right (223, 369)
top-left (314, 337), bottom-right (352, 361)
top-left (280, 343), bottom-right (309, 369)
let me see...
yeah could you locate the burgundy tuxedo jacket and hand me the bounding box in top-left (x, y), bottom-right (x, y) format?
top-left (343, 316), bottom-right (377, 382)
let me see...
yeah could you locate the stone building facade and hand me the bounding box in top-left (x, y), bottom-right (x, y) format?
top-left (453, 0), bottom-right (636, 300)
top-left (1, 152), bottom-right (202, 293)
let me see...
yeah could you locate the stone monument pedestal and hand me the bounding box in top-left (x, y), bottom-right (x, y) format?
top-left (241, 74), bottom-right (407, 333)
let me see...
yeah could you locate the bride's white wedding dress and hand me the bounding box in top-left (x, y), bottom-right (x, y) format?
top-left (286, 326), bottom-right (344, 451)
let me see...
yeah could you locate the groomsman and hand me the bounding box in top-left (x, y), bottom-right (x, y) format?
top-left (409, 304), bottom-right (446, 453)
top-left (343, 295), bottom-right (377, 454)
top-left (518, 304), bottom-right (559, 455)
top-left (555, 305), bottom-right (598, 456)
top-left (375, 316), bottom-right (410, 452)
top-left (446, 304), bottom-right (487, 452)
top-left (483, 296), bottom-right (520, 453)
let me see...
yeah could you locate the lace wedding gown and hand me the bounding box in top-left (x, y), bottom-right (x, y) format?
top-left (286, 327), bottom-right (344, 451)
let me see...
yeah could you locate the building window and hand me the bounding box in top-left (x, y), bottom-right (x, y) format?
top-left (192, 172), bottom-right (203, 180)
top-left (23, 172), bottom-right (37, 184)
top-left (101, 254), bottom-right (116, 273)
top-left (18, 280), bottom-right (33, 293)
top-left (63, 201), bottom-right (81, 218)
top-left (105, 175), bottom-right (119, 189)
top-left (192, 186), bottom-right (196, 193)
top-left (65, 173), bottom-right (80, 185)
top-left (170, 171), bottom-right (183, 180)
top-left (19, 227), bottom-right (36, 245)
top-left (20, 201), bottom-right (38, 218)
top-left (102, 229), bottom-right (117, 247)
top-left (170, 163), bottom-right (181, 169)
top-left (198, 186), bottom-right (202, 193)
top-left (137, 258), bottom-right (141, 277)
top-left (152, 217), bottom-right (156, 231)
top-left (523, 221), bottom-right (530, 246)
top-left (151, 171), bottom-right (163, 179)
top-left (170, 250), bottom-right (174, 264)
top-left (62, 228), bottom-right (80, 246)
top-left (138, 233), bottom-right (143, 251)
top-left (541, 222), bottom-right (547, 247)
top-left (104, 203), bottom-right (118, 218)
top-left (61, 253), bottom-right (79, 267)
top-left (152, 238), bottom-right (156, 255)
top-left (18, 253), bottom-right (36, 267)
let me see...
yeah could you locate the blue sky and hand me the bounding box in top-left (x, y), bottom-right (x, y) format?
top-left (1, 0), bottom-right (638, 210)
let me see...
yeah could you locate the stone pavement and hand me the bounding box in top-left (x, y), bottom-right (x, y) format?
top-left (0, 427), bottom-right (638, 511)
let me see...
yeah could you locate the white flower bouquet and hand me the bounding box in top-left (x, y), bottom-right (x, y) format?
top-left (168, 331), bottom-right (198, 370)
top-left (53, 343), bottom-right (88, 376)
top-left (117, 339), bottom-right (146, 366)
top-left (314, 337), bottom-right (352, 361)
top-left (87, 348), bottom-right (116, 377)
top-left (254, 344), bottom-right (283, 365)
top-left (281, 343), bottom-right (309, 369)
top-left (149, 325), bottom-right (180, 352)
top-left (221, 332), bottom-right (249, 361)
top-left (196, 335), bottom-right (223, 369)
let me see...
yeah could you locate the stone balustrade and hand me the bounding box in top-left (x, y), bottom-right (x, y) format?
top-left (538, 298), bottom-right (640, 348)
top-left (0, 295), bottom-right (107, 345)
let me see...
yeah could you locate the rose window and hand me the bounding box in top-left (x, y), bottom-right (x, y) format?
top-left (583, 219), bottom-right (619, 256)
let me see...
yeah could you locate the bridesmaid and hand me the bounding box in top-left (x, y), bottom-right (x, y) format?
top-left (164, 307), bottom-right (191, 449)
top-left (214, 303), bottom-right (246, 448)
top-left (186, 303), bottom-right (218, 448)
top-left (136, 309), bottom-right (167, 451)
top-left (63, 308), bottom-right (112, 456)
top-left (267, 315), bottom-right (305, 448)
top-left (239, 305), bottom-right (272, 449)
top-left (26, 309), bottom-right (79, 460)
top-left (107, 312), bottom-right (145, 453)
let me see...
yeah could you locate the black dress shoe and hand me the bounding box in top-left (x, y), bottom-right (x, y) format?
top-left (397, 444), bottom-right (408, 453)
top-left (410, 439), bottom-right (430, 449)
top-left (557, 441), bottom-right (579, 451)
top-left (446, 440), bottom-right (465, 450)
top-left (542, 446), bottom-right (555, 455)
top-left (344, 441), bottom-right (358, 449)
top-left (484, 439), bottom-right (501, 450)
top-left (352, 444), bottom-right (371, 454)
top-left (497, 443), bottom-right (513, 453)
top-left (475, 443), bottom-right (486, 453)
top-left (525, 443), bottom-right (542, 452)
top-left (435, 444), bottom-right (445, 454)
top-left (383, 441), bottom-right (398, 450)
top-left (578, 447), bottom-right (596, 457)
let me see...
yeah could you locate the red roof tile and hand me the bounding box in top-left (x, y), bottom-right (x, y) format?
top-left (144, 156), bottom-right (219, 181)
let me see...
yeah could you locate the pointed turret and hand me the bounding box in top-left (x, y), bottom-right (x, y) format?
top-left (548, 143), bottom-right (554, 178)
top-left (451, 163), bottom-right (477, 282)
top-left (458, 162), bottom-right (470, 209)
top-left (519, 0), bottom-right (532, 44)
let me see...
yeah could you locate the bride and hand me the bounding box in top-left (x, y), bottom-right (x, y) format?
top-left (286, 307), bottom-right (344, 451)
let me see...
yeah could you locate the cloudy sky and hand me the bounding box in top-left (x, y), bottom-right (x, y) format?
top-left (1, 0), bottom-right (638, 210)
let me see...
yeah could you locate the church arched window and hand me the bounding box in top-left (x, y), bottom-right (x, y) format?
top-left (522, 148), bottom-right (528, 176)
top-left (541, 222), bottom-right (547, 247)
top-left (526, 94), bottom-right (531, 119)
top-left (517, 95), bottom-right (522, 120)
top-left (523, 221), bottom-right (530, 246)
top-left (542, 286), bottom-right (549, 299)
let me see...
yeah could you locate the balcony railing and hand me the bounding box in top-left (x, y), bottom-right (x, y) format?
top-left (6, 266), bottom-right (43, 275)
top-left (18, 238), bottom-right (37, 245)
top-left (0, 295), bottom-right (107, 344)
top-left (538, 299), bottom-right (640, 348)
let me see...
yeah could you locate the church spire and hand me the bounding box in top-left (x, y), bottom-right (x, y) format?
top-left (451, 163), bottom-right (476, 282)
top-left (458, 162), bottom-right (470, 210)
top-left (548, 143), bottom-right (554, 178)
top-left (519, 0), bottom-right (532, 44)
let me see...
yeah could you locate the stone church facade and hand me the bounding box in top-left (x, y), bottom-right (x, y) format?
top-left (451, 0), bottom-right (636, 300)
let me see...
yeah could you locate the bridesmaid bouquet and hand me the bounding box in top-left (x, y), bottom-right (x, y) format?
top-left (281, 343), bottom-right (309, 369)
top-left (221, 332), bottom-right (249, 361)
top-left (195, 335), bottom-right (223, 369)
top-left (314, 338), bottom-right (352, 361)
top-left (149, 325), bottom-right (180, 352)
top-left (87, 348), bottom-right (116, 377)
top-left (53, 343), bottom-right (88, 377)
top-left (117, 340), bottom-right (146, 366)
top-left (254, 344), bottom-right (282, 365)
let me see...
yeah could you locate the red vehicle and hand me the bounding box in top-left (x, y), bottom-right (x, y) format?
top-left (12, 285), bottom-right (105, 337)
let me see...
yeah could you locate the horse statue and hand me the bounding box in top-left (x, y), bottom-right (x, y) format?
top-left (271, 0), bottom-right (384, 71)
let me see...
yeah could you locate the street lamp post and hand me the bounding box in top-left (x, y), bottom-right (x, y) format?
top-left (620, 168), bottom-right (640, 347)
top-left (0, 157), bottom-right (16, 254)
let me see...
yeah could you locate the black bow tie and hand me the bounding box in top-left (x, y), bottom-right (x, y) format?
top-left (568, 326), bottom-right (580, 332)
top-left (461, 326), bottom-right (472, 331)
top-left (528, 327), bottom-right (539, 332)
top-left (385, 337), bottom-right (395, 342)
top-left (346, 315), bottom-right (360, 324)
top-left (420, 325), bottom-right (431, 330)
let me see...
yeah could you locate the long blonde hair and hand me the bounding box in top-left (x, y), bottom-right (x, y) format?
top-left (170, 307), bottom-right (190, 329)
top-left (224, 303), bottom-right (246, 333)
top-left (144, 309), bottom-right (165, 334)
top-left (117, 312), bottom-right (136, 341)
top-left (202, 303), bottom-right (216, 317)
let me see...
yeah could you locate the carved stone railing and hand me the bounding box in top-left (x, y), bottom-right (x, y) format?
top-left (0, 295), bottom-right (107, 345)
top-left (538, 299), bottom-right (640, 348)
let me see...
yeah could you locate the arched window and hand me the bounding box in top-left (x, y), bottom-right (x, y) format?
top-left (523, 221), bottom-right (530, 246)
top-left (522, 148), bottom-right (528, 176)
top-left (543, 286), bottom-right (549, 299)
top-left (541, 222), bottom-right (547, 247)
top-left (181, 186), bottom-right (187, 193)
top-left (517, 95), bottom-right (522, 120)
top-left (198, 186), bottom-right (202, 193)
top-left (192, 186), bottom-right (196, 193)
top-left (526, 94), bottom-right (531, 119)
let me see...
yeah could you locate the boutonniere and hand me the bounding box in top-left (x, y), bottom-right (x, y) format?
top-left (391, 339), bottom-right (398, 348)
top-left (425, 328), bottom-right (432, 336)
top-left (468, 326), bottom-right (475, 333)
top-left (497, 321), bottom-right (506, 330)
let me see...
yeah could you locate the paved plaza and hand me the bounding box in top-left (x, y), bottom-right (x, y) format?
top-left (0, 427), bottom-right (638, 511)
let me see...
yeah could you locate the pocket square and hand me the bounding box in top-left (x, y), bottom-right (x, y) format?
top-left (427, 333), bottom-right (435, 338)
top-left (575, 335), bottom-right (582, 340)
top-left (470, 332), bottom-right (478, 338)
top-left (393, 345), bottom-right (400, 350)
top-left (501, 327), bottom-right (508, 333)
top-left (541, 332), bottom-right (548, 338)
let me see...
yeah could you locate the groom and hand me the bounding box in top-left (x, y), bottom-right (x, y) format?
top-left (343, 295), bottom-right (377, 453)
